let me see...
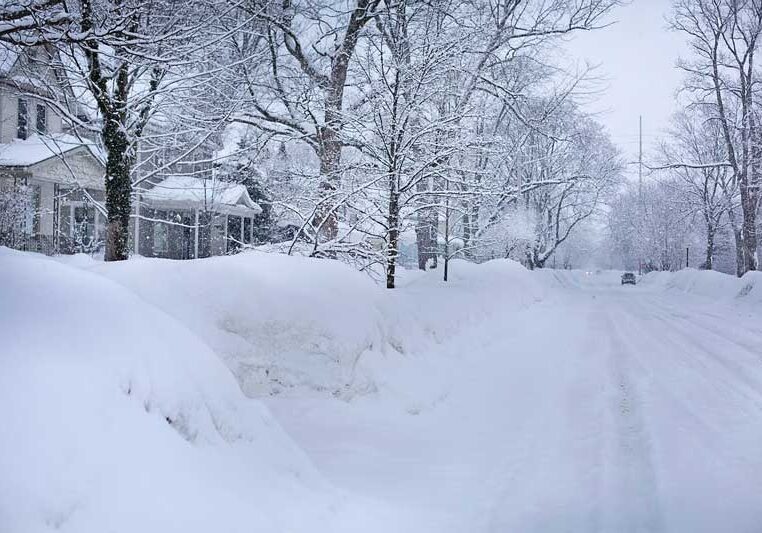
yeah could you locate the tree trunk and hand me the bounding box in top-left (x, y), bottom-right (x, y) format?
top-left (727, 205), bottom-right (745, 277)
top-left (415, 210), bottom-right (437, 270)
top-left (704, 224), bottom-right (715, 270)
top-left (415, 173), bottom-right (438, 270)
top-left (461, 198), bottom-right (480, 261)
top-left (733, 227), bottom-right (744, 277)
top-left (461, 208), bottom-right (471, 260)
top-left (443, 195), bottom-right (450, 282)
top-left (103, 122), bottom-right (132, 262)
top-left (740, 183), bottom-right (758, 273)
top-left (386, 184), bottom-right (400, 289)
top-left (314, 117), bottom-right (341, 245)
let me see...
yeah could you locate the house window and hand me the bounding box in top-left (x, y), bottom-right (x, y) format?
top-left (73, 204), bottom-right (95, 246)
top-left (17, 99), bottom-right (28, 139)
top-left (153, 222), bottom-right (168, 254)
top-left (36, 104), bottom-right (46, 134)
top-left (94, 209), bottom-right (105, 242)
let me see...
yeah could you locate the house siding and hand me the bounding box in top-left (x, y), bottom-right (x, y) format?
top-left (0, 87), bottom-right (64, 143)
top-left (32, 147), bottom-right (104, 189)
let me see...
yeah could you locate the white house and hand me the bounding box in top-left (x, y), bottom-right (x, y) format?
top-left (0, 45), bottom-right (262, 259)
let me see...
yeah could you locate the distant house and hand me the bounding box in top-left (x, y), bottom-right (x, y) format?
top-left (0, 45), bottom-right (262, 259)
top-left (135, 175), bottom-right (262, 259)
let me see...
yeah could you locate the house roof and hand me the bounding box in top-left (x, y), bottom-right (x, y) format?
top-left (139, 175), bottom-right (262, 217)
top-left (0, 133), bottom-right (104, 168)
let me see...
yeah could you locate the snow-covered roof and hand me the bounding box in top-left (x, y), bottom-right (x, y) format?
top-left (0, 133), bottom-right (104, 167)
top-left (140, 175), bottom-right (262, 217)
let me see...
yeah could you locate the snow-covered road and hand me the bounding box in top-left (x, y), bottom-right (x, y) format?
top-left (269, 272), bottom-right (762, 532)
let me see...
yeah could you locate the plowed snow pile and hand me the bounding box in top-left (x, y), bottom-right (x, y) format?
top-left (0, 248), bottom-right (546, 533)
top-left (0, 248), bottom-right (400, 533)
top-left (641, 267), bottom-right (762, 304)
top-left (4, 250), bottom-right (762, 532)
top-left (61, 253), bottom-right (545, 399)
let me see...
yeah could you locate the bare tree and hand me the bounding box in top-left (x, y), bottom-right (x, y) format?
top-left (233, 0), bottom-right (382, 248)
top-left (0, 0), bottom-right (70, 43)
top-left (661, 109), bottom-right (732, 270)
top-left (32, 0), bottom-right (236, 261)
top-left (672, 0), bottom-right (762, 273)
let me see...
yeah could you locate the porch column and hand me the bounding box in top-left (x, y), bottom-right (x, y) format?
top-left (223, 215), bottom-right (228, 253)
top-left (52, 183), bottom-right (60, 254)
top-left (250, 216), bottom-right (254, 243)
top-left (240, 215), bottom-right (244, 244)
top-left (194, 208), bottom-right (199, 259)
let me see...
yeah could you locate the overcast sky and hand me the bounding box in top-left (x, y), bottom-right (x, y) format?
top-left (563, 0), bottom-right (688, 173)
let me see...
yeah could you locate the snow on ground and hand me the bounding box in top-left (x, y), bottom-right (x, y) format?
top-left (0, 248), bottom-right (405, 533)
top-left (266, 267), bottom-right (762, 532)
top-left (56, 253), bottom-right (545, 407)
top-left (63, 251), bottom-right (393, 398)
top-left (4, 250), bottom-right (762, 532)
top-left (641, 267), bottom-right (762, 305)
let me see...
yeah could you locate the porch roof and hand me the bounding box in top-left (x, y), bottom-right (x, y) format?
top-left (0, 134), bottom-right (104, 168)
top-left (139, 175), bottom-right (262, 217)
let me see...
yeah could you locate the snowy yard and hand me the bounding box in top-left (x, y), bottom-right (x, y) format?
top-left (2, 248), bottom-right (762, 532)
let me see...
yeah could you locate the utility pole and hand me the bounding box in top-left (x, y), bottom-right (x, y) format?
top-left (443, 177), bottom-right (450, 282)
top-left (639, 115), bottom-right (643, 199)
top-left (686, 247), bottom-right (689, 268)
top-left (638, 116), bottom-right (643, 275)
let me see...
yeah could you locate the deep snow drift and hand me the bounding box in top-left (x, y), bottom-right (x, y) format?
top-left (3, 250), bottom-right (762, 532)
top-left (58, 252), bottom-right (545, 402)
top-left (641, 266), bottom-right (762, 304)
top-left (0, 248), bottom-right (400, 533)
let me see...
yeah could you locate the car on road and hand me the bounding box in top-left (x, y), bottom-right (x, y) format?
top-left (621, 272), bottom-right (636, 285)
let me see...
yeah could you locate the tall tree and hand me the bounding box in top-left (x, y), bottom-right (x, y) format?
top-left (672, 0), bottom-right (762, 274)
top-left (660, 110), bottom-right (733, 271)
top-left (43, 0), bottom-right (232, 261)
top-left (236, 0), bottom-right (382, 248)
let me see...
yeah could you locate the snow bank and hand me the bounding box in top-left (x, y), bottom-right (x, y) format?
top-left (393, 258), bottom-right (547, 349)
top-left (0, 248), bottom-right (362, 533)
top-left (640, 267), bottom-right (762, 304)
top-left (56, 253), bottom-right (546, 399)
top-left (69, 252), bottom-right (391, 398)
top-left (530, 268), bottom-right (624, 289)
top-left (1, 248), bottom-right (549, 532)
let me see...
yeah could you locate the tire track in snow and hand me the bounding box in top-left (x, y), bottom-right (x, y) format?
top-left (622, 297), bottom-right (762, 466)
top-left (633, 298), bottom-right (762, 412)
top-left (477, 297), bottom-right (607, 533)
top-left (599, 310), bottom-right (664, 533)
top-left (604, 292), bottom-right (762, 531)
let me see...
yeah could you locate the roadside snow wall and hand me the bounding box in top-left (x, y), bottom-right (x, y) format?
top-left (61, 253), bottom-right (546, 398)
top-left (0, 248), bottom-right (377, 533)
top-left (641, 268), bottom-right (762, 305)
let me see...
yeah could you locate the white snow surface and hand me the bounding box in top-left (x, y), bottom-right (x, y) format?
top-left (641, 267), bottom-right (762, 304)
top-left (3, 249), bottom-right (762, 532)
top-left (0, 248), bottom-right (397, 533)
top-left (0, 134), bottom-right (103, 167)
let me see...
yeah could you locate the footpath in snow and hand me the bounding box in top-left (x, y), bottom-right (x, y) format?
top-left (2, 248), bottom-right (762, 532)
